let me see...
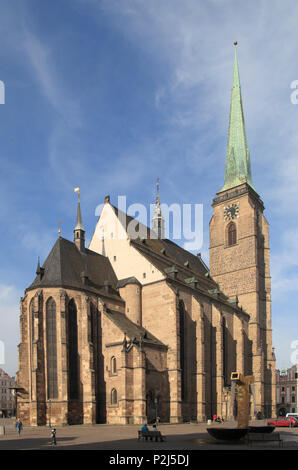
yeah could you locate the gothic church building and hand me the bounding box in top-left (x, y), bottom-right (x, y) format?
top-left (16, 47), bottom-right (276, 425)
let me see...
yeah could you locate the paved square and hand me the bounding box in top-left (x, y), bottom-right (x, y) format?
top-left (1, 419), bottom-right (298, 450)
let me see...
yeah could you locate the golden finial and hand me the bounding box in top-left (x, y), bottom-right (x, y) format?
top-left (74, 187), bottom-right (80, 201)
top-left (58, 220), bottom-right (62, 237)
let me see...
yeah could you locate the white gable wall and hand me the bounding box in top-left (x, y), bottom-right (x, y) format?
top-left (89, 202), bottom-right (165, 285)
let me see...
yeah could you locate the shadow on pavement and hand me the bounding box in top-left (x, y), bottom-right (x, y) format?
top-left (0, 437), bottom-right (77, 450)
top-left (0, 427), bottom-right (298, 450)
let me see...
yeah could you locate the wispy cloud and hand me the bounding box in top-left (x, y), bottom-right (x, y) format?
top-left (78, 0), bottom-right (298, 370)
top-left (22, 29), bottom-right (81, 127)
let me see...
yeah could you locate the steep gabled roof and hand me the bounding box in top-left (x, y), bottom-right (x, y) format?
top-left (130, 236), bottom-right (217, 293)
top-left (26, 237), bottom-right (120, 298)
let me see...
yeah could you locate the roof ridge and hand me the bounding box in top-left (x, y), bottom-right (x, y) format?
top-left (131, 239), bottom-right (215, 289)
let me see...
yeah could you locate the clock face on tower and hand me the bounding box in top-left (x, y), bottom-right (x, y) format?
top-left (223, 203), bottom-right (239, 222)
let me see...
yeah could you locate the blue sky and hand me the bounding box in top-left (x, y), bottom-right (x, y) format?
top-left (0, 0), bottom-right (298, 375)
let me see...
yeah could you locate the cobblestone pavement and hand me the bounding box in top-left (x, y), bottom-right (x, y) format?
top-left (0, 419), bottom-right (298, 450)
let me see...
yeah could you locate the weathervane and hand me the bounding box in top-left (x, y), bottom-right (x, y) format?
top-left (74, 187), bottom-right (80, 201)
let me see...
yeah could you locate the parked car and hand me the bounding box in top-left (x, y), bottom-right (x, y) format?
top-left (267, 417), bottom-right (298, 427)
top-left (286, 413), bottom-right (298, 420)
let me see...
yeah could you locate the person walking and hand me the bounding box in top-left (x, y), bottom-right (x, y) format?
top-left (51, 427), bottom-right (57, 445)
top-left (16, 418), bottom-right (23, 437)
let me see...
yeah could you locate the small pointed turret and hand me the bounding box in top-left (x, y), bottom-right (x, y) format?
top-left (36, 256), bottom-right (44, 279)
top-left (36, 256), bottom-right (41, 276)
top-left (219, 43), bottom-right (255, 192)
top-left (152, 178), bottom-right (165, 239)
top-left (74, 188), bottom-right (85, 251)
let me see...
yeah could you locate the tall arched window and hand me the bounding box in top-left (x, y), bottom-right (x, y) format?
top-left (227, 222), bottom-right (237, 246)
top-left (46, 297), bottom-right (58, 399)
top-left (111, 388), bottom-right (117, 404)
top-left (68, 299), bottom-right (79, 400)
top-left (179, 300), bottom-right (186, 401)
top-left (111, 357), bottom-right (117, 375)
top-left (222, 317), bottom-right (228, 385)
top-left (30, 299), bottom-right (34, 343)
top-left (90, 302), bottom-right (97, 345)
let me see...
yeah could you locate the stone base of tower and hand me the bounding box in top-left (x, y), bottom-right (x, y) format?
top-left (17, 402), bottom-right (32, 426)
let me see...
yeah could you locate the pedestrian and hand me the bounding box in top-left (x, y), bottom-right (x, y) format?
top-left (15, 418), bottom-right (23, 437)
top-left (141, 423), bottom-right (149, 432)
top-left (51, 427), bottom-right (57, 445)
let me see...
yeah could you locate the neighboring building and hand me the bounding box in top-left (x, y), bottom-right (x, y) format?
top-left (16, 46), bottom-right (276, 426)
top-left (0, 369), bottom-right (16, 418)
top-left (276, 366), bottom-right (298, 416)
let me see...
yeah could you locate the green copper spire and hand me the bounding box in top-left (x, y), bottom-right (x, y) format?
top-left (219, 44), bottom-right (255, 192)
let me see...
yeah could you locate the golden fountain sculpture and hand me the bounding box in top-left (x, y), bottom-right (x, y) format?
top-left (231, 372), bottom-right (254, 429)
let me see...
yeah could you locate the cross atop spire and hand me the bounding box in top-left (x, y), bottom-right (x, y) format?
top-left (219, 44), bottom-right (255, 193)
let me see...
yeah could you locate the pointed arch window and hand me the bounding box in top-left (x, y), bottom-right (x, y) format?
top-left (46, 297), bottom-right (58, 399)
top-left (227, 222), bottom-right (237, 246)
top-left (111, 388), bottom-right (117, 405)
top-left (111, 357), bottom-right (117, 375)
top-left (68, 299), bottom-right (79, 400)
top-left (30, 299), bottom-right (34, 343)
top-left (89, 302), bottom-right (96, 345)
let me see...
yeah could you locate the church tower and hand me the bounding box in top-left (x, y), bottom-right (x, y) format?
top-left (209, 44), bottom-right (276, 417)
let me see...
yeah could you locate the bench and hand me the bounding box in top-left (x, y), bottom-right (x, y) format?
top-left (138, 430), bottom-right (165, 442)
top-left (247, 432), bottom-right (283, 448)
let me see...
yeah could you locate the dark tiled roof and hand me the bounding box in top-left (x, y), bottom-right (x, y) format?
top-left (105, 308), bottom-right (167, 349)
top-left (131, 237), bottom-right (249, 313)
top-left (130, 236), bottom-right (217, 293)
top-left (161, 239), bottom-right (209, 276)
top-left (110, 204), bottom-right (154, 239)
top-left (110, 203), bottom-right (215, 291)
top-left (26, 237), bottom-right (120, 298)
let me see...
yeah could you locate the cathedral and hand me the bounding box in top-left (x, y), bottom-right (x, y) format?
top-left (16, 47), bottom-right (276, 426)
